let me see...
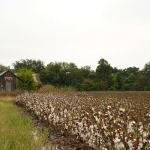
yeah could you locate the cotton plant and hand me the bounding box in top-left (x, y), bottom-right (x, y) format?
top-left (16, 92), bottom-right (150, 150)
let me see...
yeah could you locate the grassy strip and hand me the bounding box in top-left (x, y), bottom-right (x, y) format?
top-left (0, 98), bottom-right (48, 150)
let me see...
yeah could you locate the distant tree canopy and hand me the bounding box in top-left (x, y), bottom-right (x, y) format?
top-left (13, 59), bottom-right (44, 73)
top-left (40, 62), bottom-right (83, 87)
top-left (96, 59), bottom-right (113, 90)
top-left (0, 64), bottom-right (9, 73)
top-left (1, 58), bottom-right (150, 91)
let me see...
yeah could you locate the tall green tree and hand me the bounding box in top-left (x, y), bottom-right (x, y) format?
top-left (13, 59), bottom-right (45, 73)
top-left (121, 67), bottom-right (139, 90)
top-left (39, 62), bottom-right (82, 87)
top-left (143, 62), bottom-right (150, 75)
top-left (0, 65), bottom-right (9, 73)
top-left (139, 62), bottom-right (150, 90)
top-left (96, 59), bottom-right (113, 90)
top-left (111, 72), bottom-right (123, 90)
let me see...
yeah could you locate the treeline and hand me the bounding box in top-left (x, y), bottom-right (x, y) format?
top-left (0, 58), bottom-right (150, 91)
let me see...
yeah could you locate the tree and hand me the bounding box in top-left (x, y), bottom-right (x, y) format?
top-left (0, 65), bottom-right (9, 73)
top-left (138, 62), bottom-right (150, 90)
top-left (135, 73), bottom-right (148, 90)
top-left (96, 59), bottom-right (113, 90)
top-left (123, 73), bottom-right (137, 90)
top-left (17, 69), bottom-right (36, 91)
top-left (143, 62), bottom-right (150, 75)
top-left (77, 79), bottom-right (99, 91)
top-left (13, 59), bottom-right (45, 73)
top-left (39, 62), bottom-right (83, 87)
top-left (121, 67), bottom-right (139, 90)
top-left (13, 58), bottom-right (150, 91)
top-left (111, 72), bottom-right (123, 90)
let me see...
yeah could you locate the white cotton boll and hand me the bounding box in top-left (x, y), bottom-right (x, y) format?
top-left (101, 148), bottom-right (107, 150)
top-left (65, 124), bottom-right (68, 129)
top-left (78, 122), bottom-right (83, 128)
top-left (127, 121), bottom-right (135, 133)
top-left (143, 131), bottom-right (148, 138)
top-left (98, 111), bottom-right (102, 115)
top-left (146, 113), bottom-right (150, 117)
top-left (93, 124), bottom-right (98, 129)
top-left (114, 136), bottom-right (120, 143)
top-left (59, 118), bottom-right (64, 122)
top-left (60, 111), bottom-right (63, 116)
top-left (89, 125), bottom-right (94, 129)
top-left (102, 124), bottom-right (107, 130)
top-left (138, 142), bottom-right (143, 149)
top-left (86, 112), bottom-right (89, 116)
top-left (64, 109), bottom-right (67, 114)
top-left (107, 105), bottom-right (111, 110)
top-left (119, 107), bottom-right (125, 112)
top-left (88, 136), bottom-right (94, 147)
top-left (94, 115), bottom-right (100, 123)
top-left (128, 140), bottom-right (133, 149)
top-left (115, 142), bottom-right (125, 150)
top-left (51, 107), bottom-right (54, 113)
top-left (64, 114), bottom-right (67, 118)
top-left (55, 116), bottom-right (59, 123)
top-left (48, 114), bottom-right (52, 121)
top-left (114, 135), bottom-right (125, 150)
top-left (138, 125), bottom-right (143, 133)
top-left (86, 132), bottom-right (91, 138)
top-left (143, 138), bottom-right (148, 144)
top-left (74, 128), bottom-right (78, 134)
top-left (91, 107), bottom-right (95, 112)
top-left (89, 125), bottom-right (94, 134)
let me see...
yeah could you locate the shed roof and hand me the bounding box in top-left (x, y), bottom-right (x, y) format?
top-left (0, 71), bottom-right (8, 77)
top-left (0, 70), bottom-right (20, 79)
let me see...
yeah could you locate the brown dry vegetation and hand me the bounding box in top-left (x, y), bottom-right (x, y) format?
top-left (0, 90), bottom-right (22, 97)
top-left (16, 92), bottom-right (150, 150)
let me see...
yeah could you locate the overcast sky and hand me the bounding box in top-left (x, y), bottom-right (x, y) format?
top-left (0, 0), bottom-right (150, 69)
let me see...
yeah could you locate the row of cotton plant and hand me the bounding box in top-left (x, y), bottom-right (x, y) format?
top-left (16, 92), bottom-right (150, 150)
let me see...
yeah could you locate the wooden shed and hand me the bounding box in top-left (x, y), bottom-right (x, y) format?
top-left (0, 70), bottom-right (19, 92)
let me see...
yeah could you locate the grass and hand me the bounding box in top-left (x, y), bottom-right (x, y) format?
top-left (0, 98), bottom-right (48, 150)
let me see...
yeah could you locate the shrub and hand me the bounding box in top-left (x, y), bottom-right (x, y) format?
top-left (17, 69), bottom-right (37, 91)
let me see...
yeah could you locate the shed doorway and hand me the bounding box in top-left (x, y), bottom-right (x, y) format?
top-left (6, 81), bottom-right (12, 92)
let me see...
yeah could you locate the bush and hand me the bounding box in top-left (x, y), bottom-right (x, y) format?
top-left (77, 79), bottom-right (100, 91)
top-left (17, 69), bottom-right (37, 91)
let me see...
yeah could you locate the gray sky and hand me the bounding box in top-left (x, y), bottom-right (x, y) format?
top-left (0, 0), bottom-right (150, 69)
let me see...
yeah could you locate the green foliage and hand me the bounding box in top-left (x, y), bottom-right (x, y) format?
top-left (96, 58), bottom-right (113, 90)
top-left (143, 62), bottom-right (150, 75)
top-left (38, 59), bottom-right (150, 91)
top-left (17, 69), bottom-right (37, 91)
top-left (123, 73), bottom-right (137, 90)
top-left (111, 72), bottom-right (123, 90)
top-left (77, 79), bottom-right (99, 91)
top-left (40, 62), bottom-right (83, 87)
top-left (0, 64), bottom-right (9, 73)
top-left (13, 59), bottom-right (44, 73)
top-left (136, 73), bottom-right (150, 90)
top-left (2, 58), bottom-right (150, 91)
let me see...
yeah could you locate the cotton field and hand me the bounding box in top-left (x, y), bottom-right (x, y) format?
top-left (16, 92), bottom-right (150, 150)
